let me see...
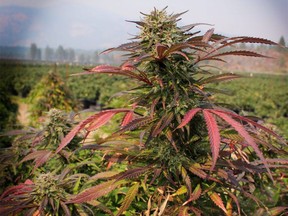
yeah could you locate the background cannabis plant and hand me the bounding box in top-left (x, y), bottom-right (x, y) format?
top-left (27, 70), bottom-right (77, 125)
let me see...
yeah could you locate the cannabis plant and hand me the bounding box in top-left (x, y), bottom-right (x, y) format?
top-left (0, 109), bottom-right (105, 215)
top-left (27, 71), bottom-right (77, 125)
top-left (56, 8), bottom-right (288, 215)
top-left (2, 8), bottom-right (288, 216)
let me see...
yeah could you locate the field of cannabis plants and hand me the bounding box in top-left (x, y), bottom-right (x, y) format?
top-left (1, 59), bottom-right (288, 216)
top-left (213, 73), bottom-right (288, 139)
top-left (1, 62), bottom-right (287, 137)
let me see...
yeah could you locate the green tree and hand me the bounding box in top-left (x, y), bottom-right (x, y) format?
top-left (278, 36), bottom-right (286, 47)
top-left (56, 45), bottom-right (66, 62)
top-left (67, 48), bottom-right (75, 62)
top-left (29, 43), bottom-right (38, 60)
top-left (45, 46), bottom-right (54, 61)
top-left (278, 36), bottom-right (287, 71)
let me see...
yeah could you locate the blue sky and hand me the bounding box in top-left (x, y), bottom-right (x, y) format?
top-left (1, 0), bottom-right (287, 50)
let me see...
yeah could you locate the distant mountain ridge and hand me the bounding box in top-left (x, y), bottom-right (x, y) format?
top-left (0, 46), bottom-right (29, 59)
top-left (0, 5), bottom-right (136, 50)
top-left (0, 6), bottom-right (41, 47)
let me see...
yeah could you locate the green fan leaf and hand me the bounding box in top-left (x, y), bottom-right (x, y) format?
top-left (116, 182), bottom-right (140, 216)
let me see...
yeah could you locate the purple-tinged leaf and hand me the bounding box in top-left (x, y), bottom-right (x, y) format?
top-left (198, 57), bottom-right (227, 63)
top-left (155, 43), bottom-right (168, 59)
top-left (217, 36), bottom-right (278, 51)
top-left (125, 20), bottom-right (146, 27)
top-left (120, 61), bottom-right (136, 71)
top-left (0, 182), bottom-right (33, 199)
top-left (177, 108), bottom-right (202, 129)
top-left (207, 50), bottom-right (270, 59)
top-left (183, 184), bottom-right (202, 206)
top-left (87, 200), bottom-right (114, 215)
top-left (20, 150), bottom-right (52, 171)
top-left (164, 43), bottom-right (207, 57)
top-left (268, 207), bottom-right (288, 216)
top-left (186, 163), bottom-right (208, 179)
top-left (166, 129), bottom-right (178, 152)
top-left (242, 191), bottom-right (260, 206)
top-left (73, 64), bottom-right (152, 84)
top-left (33, 151), bottom-right (52, 171)
top-left (187, 39), bottom-right (212, 48)
top-left (199, 73), bottom-right (242, 85)
top-left (264, 158), bottom-right (288, 165)
top-left (87, 112), bottom-right (116, 131)
top-left (151, 119), bottom-right (163, 138)
top-left (87, 65), bottom-right (119, 72)
top-left (60, 201), bottom-right (71, 216)
top-left (253, 136), bottom-right (285, 153)
top-left (178, 206), bottom-right (189, 216)
top-left (202, 28), bottom-right (214, 43)
top-left (3, 129), bottom-right (29, 136)
top-left (101, 41), bottom-right (140, 54)
top-left (170, 51), bottom-right (190, 60)
top-left (203, 109), bottom-right (221, 171)
top-left (211, 110), bottom-right (273, 181)
top-left (152, 112), bottom-right (174, 137)
top-left (56, 113), bottom-right (99, 153)
top-left (114, 166), bottom-right (151, 181)
top-left (189, 206), bottom-right (202, 216)
top-left (89, 171), bottom-right (120, 181)
top-left (20, 150), bottom-right (50, 163)
top-left (104, 154), bottom-right (128, 163)
top-left (149, 168), bottom-right (162, 185)
top-left (214, 109), bottom-right (286, 144)
top-left (210, 34), bottom-right (227, 42)
top-left (67, 180), bottom-right (125, 204)
top-left (117, 116), bottom-right (153, 134)
top-left (180, 23), bottom-right (213, 32)
top-left (56, 109), bottom-right (130, 153)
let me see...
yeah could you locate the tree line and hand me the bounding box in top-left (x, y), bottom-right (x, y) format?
top-left (0, 43), bottom-right (123, 65)
top-left (29, 43), bottom-right (121, 64)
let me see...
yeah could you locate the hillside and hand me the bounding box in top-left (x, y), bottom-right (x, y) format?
top-left (211, 47), bottom-right (288, 74)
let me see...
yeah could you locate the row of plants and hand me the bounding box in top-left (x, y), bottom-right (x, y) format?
top-left (1, 8), bottom-right (288, 215)
top-left (213, 74), bottom-right (288, 139)
top-left (1, 62), bottom-right (287, 134)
